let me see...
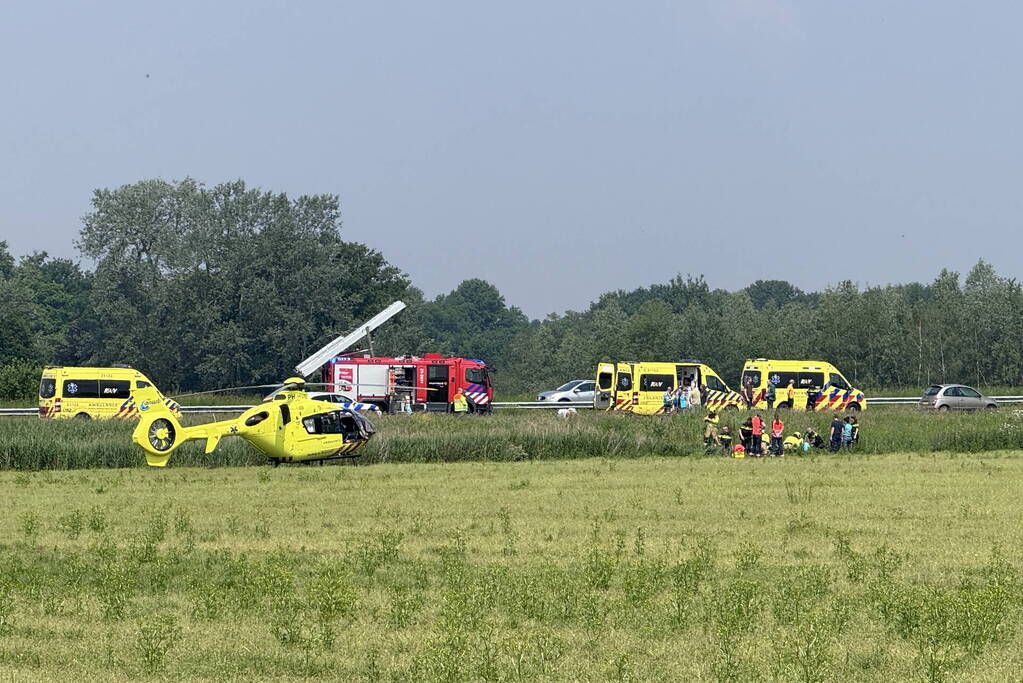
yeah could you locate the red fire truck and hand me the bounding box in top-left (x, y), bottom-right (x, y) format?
top-left (323, 354), bottom-right (493, 413)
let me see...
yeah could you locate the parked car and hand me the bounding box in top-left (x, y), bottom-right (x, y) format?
top-left (538, 380), bottom-right (596, 403)
top-left (919, 384), bottom-right (997, 411)
top-left (305, 392), bottom-right (380, 414)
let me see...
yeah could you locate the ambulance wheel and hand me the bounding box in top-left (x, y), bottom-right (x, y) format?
top-left (724, 405), bottom-right (738, 412)
top-left (74, 412), bottom-right (91, 420)
top-left (777, 401), bottom-right (793, 411)
top-left (847, 402), bottom-right (861, 412)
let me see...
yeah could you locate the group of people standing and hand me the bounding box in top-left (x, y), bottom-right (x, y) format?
top-left (662, 382), bottom-right (705, 413)
top-left (742, 376), bottom-right (798, 409)
top-left (701, 410), bottom-right (860, 457)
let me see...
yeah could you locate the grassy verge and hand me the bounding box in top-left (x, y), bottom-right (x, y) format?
top-left (1, 456), bottom-right (1022, 680)
top-left (2, 407), bottom-right (1023, 470)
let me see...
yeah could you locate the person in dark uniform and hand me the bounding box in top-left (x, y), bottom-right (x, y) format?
top-left (828, 413), bottom-right (844, 451)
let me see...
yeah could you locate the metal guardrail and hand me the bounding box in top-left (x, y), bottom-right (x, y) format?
top-left (869, 396), bottom-right (1023, 405)
top-left (868, 397), bottom-right (927, 405)
top-left (0, 408), bottom-right (35, 416)
top-left (492, 401), bottom-right (593, 410)
top-left (5, 397), bottom-right (1023, 417)
top-left (0, 405), bottom-right (255, 417)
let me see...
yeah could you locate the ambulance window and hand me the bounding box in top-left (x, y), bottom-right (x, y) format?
top-left (136, 381), bottom-right (152, 389)
top-left (798, 372), bottom-right (825, 388)
top-left (598, 372), bottom-right (613, 390)
top-left (640, 374), bottom-right (673, 391)
top-left (39, 378), bottom-right (56, 399)
top-left (63, 379), bottom-right (99, 399)
top-left (769, 371), bottom-right (799, 388)
top-left (617, 373), bottom-right (632, 391)
top-left (705, 375), bottom-right (727, 392)
top-left (99, 380), bottom-right (131, 399)
top-left (741, 371), bottom-right (761, 387)
top-left (828, 374), bottom-right (850, 390)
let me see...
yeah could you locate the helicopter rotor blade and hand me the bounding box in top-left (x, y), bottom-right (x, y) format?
top-left (170, 384), bottom-right (294, 399)
top-left (176, 380), bottom-right (415, 401)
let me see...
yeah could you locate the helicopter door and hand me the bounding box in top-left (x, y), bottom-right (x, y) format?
top-left (426, 365), bottom-right (449, 405)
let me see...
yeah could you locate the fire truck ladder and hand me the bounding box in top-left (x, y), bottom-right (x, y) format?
top-left (294, 301), bottom-right (407, 378)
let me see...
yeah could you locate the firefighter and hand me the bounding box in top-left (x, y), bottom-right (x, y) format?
top-left (452, 388), bottom-right (470, 414)
top-left (719, 426), bottom-right (733, 453)
top-left (703, 410), bottom-right (719, 446)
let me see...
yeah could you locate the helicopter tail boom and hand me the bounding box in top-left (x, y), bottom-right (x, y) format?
top-left (131, 385), bottom-right (240, 466)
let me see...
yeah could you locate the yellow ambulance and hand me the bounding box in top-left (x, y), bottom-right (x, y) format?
top-left (38, 366), bottom-right (179, 420)
top-left (739, 359), bottom-right (867, 412)
top-left (594, 360), bottom-right (745, 415)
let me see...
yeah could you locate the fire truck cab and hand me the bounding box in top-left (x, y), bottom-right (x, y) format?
top-left (323, 354), bottom-right (492, 414)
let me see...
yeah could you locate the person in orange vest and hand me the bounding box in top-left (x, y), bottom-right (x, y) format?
top-left (453, 388), bottom-right (469, 414)
top-left (750, 413), bottom-right (765, 456)
top-left (770, 414), bottom-right (784, 456)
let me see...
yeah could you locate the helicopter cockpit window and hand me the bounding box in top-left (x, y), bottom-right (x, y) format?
top-left (302, 411), bottom-right (347, 435)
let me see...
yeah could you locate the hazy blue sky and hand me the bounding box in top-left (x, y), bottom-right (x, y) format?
top-left (2, 1), bottom-right (1020, 317)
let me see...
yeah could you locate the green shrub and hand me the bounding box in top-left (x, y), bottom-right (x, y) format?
top-left (0, 359), bottom-right (39, 401)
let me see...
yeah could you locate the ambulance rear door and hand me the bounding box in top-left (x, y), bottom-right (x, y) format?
top-left (611, 362), bottom-right (635, 412)
top-left (595, 362), bottom-right (615, 409)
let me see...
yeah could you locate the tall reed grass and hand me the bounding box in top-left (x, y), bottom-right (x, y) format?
top-left (2, 407), bottom-right (1022, 470)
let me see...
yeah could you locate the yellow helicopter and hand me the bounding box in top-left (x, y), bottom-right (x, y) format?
top-left (131, 301), bottom-right (411, 467)
top-left (131, 377), bottom-right (376, 467)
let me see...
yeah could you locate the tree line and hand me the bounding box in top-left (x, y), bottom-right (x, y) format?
top-left (2, 178), bottom-right (1021, 398)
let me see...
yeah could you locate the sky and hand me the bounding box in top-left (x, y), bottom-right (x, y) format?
top-left (1, 1), bottom-right (1021, 318)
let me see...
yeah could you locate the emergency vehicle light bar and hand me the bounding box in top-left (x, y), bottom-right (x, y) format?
top-left (295, 301), bottom-right (407, 378)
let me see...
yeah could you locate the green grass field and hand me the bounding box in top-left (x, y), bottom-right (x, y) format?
top-left (2, 454), bottom-right (1023, 681)
top-left (2, 410), bottom-right (1023, 681)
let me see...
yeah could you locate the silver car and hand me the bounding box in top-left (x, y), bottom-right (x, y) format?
top-left (919, 384), bottom-right (997, 411)
top-left (538, 380), bottom-right (596, 403)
